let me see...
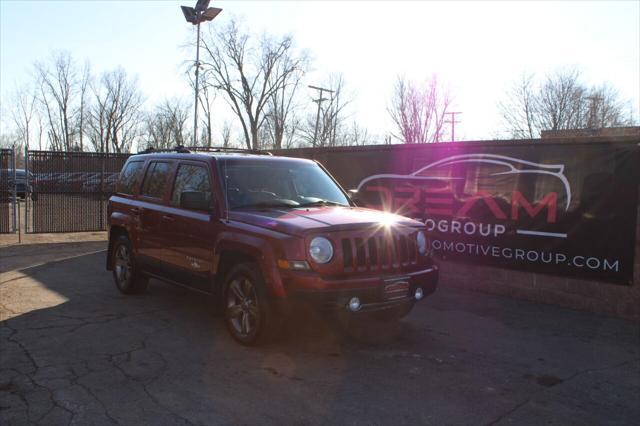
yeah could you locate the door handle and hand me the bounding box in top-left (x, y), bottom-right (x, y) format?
top-left (129, 207), bottom-right (141, 214)
top-left (162, 215), bottom-right (175, 222)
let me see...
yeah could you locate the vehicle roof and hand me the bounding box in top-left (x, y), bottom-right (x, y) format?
top-left (128, 151), bottom-right (316, 165)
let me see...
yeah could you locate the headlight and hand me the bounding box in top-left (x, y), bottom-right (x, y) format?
top-left (416, 231), bottom-right (428, 255)
top-left (309, 237), bottom-right (334, 264)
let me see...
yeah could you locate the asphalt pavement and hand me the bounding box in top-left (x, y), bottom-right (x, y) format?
top-left (1, 246), bottom-right (639, 425)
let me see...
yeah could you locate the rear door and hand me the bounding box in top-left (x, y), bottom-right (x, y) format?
top-left (160, 160), bottom-right (217, 292)
top-left (136, 160), bottom-right (175, 272)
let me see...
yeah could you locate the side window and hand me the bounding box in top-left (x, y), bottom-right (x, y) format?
top-left (171, 164), bottom-right (212, 207)
top-left (140, 162), bottom-right (172, 199)
top-left (117, 161), bottom-right (144, 195)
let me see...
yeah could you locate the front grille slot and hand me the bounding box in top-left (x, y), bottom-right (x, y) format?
top-left (399, 235), bottom-right (409, 266)
top-left (367, 238), bottom-right (378, 266)
top-left (342, 239), bottom-right (353, 269)
top-left (341, 231), bottom-right (418, 272)
top-left (355, 237), bottom-right (366, 268)
top-left (379, 236), bottom-right (389, 268)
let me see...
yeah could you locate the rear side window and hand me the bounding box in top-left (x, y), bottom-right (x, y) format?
top-left (140, 162), bottom-right (172, 199)
top-left (171, 164), bottom-right (212, 206)
top-left (117, 161), bottom-right (144, 195)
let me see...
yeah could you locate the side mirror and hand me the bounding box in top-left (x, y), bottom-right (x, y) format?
top-left (348, 189), bottom-right (363, 207)
top-left (180, 191), bottom-right (211, 211)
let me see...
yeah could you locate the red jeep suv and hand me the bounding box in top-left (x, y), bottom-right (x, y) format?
top-left (107, 147), bottom-right (438, 345)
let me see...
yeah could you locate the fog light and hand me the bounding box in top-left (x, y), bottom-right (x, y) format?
top-left (348, 297), bottom-right (361, 312)
top-left (415, 287), bottom-right (424, 300)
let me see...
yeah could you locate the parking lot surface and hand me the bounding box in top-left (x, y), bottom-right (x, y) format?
top-left (1, 245), bottom-right (639, 426)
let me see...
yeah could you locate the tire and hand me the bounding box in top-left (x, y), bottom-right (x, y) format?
top-left (371, 303), bottom-right (414, 322)
top-left (111, 235), bottom-right (148, 295)
top-left (222, 263), bottom-right (280, 346)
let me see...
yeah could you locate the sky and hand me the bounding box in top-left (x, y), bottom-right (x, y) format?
top-left (1, 0), bottom-right (639, 143)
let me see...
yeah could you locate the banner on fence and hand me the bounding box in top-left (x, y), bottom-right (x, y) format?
top-left (280, 140), bottom-right (640, 285)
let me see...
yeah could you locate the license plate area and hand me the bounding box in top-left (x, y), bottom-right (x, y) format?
top-left (383, 279), bottom-right (410, 300)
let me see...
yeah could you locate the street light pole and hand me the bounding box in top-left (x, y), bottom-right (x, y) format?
top-left (193, 21), bottom-right (201, 146)
top-left (181, 0), bottom-right (222, 147)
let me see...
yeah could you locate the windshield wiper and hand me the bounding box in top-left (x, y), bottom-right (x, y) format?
top-left (297, 199), bottom-right (348, 208)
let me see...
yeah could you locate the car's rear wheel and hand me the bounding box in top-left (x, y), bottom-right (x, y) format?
top-left (112, 235), bottom-right (148, 295)
top-left (223, 263), bottom-right (279, 345)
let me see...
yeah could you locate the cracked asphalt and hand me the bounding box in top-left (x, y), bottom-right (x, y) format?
top-left (1, 244), bottom-right (639, 425)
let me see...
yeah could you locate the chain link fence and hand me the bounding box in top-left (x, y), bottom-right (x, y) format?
top-left (0, 148), bottom-right (17, 234)
top-left (25, 151), bottom-right (130, 233)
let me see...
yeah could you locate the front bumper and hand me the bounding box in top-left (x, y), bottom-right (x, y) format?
top-left (276, 265), bottom-right (438, 314)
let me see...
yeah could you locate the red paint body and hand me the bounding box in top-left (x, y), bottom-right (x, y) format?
top-left (107, 152), bottom-right (438, 313)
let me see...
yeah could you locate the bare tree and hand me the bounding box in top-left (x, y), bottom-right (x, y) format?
top-left (78, 61), bottom-right (91, 151)
top-left (537, 68), bottom-right (585, 132)
top-left (10, 85), bottom-right (37, 150)
top-left (221, 121), bottom-right (233, 148)
top-left (200, 20), bottom-right (308, 150)
top-left (142, 99), bottom-right (191, 150)
top-left (343, 121), bottom-right (371, 146)
top-left (500, 68), bottom-right (636, 138)
top-left (35, 51), bottom-right (85, 151)
top-left (388, 75), bottom-right (451, 144)
top-left (264, 49), bottom-right (307, 149)
top-left (498, 73), bottom-right (538, 139)
top-left (88, 68), bottom-right (144, 153)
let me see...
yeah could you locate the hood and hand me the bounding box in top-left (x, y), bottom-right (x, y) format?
top-left (229, 206), bottom-right (422, 236)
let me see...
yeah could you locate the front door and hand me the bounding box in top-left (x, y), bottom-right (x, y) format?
top-left (160, 161), bottom-right (217, 293)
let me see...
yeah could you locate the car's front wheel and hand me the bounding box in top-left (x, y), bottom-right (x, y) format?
top-left (222, 263), bottom-right (279, 345)
top-left (111, 235), bottom-right (148, 295)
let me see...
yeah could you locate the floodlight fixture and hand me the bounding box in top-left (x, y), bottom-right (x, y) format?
top-left (181, 6), bottom-right (197, 24)
top-left (201, 7), bottom-right (222, 22)
top-left (180, 1), bottom-right (222, 146)
top-left (195, 0), bottom-right (211, 12)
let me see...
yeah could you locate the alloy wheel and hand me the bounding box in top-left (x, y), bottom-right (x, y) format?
top-left (226, 277), bottom-right (260, 337)
top-left (114, 244), bottom-right (131, 287)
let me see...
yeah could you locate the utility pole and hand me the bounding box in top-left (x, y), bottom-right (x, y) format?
top-left (309, 85), bottom-right (334, 147)
top-left (444, 111), bottom-right (462, 142)
top-left (586, 95), bottom-right (602, 128)
top-left (330, 89), bottom-right (340, 147)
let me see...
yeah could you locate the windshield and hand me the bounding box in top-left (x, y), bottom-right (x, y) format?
top-left (223, 159), bottom-right (350, 210)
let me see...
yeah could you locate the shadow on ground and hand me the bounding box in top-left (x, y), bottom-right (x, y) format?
top-left (0, 241), bottom-right (107, 273)
top-left (1, 250), bottom-right (639, 425)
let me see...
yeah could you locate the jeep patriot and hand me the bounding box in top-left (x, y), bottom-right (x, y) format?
top-left (107, 147), bottom-right (438, 345)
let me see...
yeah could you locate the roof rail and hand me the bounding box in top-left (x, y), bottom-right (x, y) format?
top-left (136, 146), bottom-right (273, 156)
top-left (187, 146), bottom-right (273, 156)
top-left (137, 145), bottom-right (191, 154)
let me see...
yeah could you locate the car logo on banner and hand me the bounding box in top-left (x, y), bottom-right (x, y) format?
top-left (356, 153), bottom-right (572, 239)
